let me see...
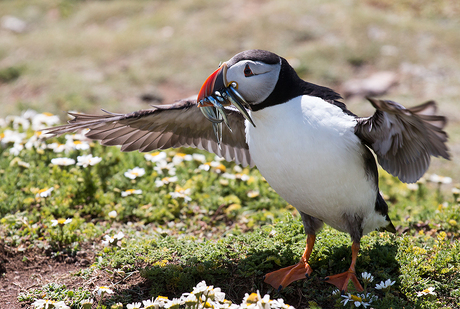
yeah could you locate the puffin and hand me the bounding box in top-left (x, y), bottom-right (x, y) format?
top-left (44, 49), bottom-right (450, 292)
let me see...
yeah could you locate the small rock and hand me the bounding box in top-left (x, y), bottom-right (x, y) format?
top-left (65, 256), bottom-right (76, 264)
top-left (342, 71), bottom-right (398, 98)
top-left (78, 259), bottom-right (90, 266)
top-left (1, 15), bottom-right (27, 33)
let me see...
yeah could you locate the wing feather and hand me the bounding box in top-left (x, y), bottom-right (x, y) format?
top-left (44, 99), bottom-right (254, 167)
top-left (355, 98), bottom-right (449, 183)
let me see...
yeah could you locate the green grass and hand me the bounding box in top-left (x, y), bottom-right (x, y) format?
top-left (0, 113), bottom-right (459, 308)
top-left (1, 0), bottom-right (459, 177)
top-left (1, 1), bottom-right (460, 308)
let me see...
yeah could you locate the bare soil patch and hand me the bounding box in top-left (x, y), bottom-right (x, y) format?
top-left (0, 242), bottom-right (148, 308)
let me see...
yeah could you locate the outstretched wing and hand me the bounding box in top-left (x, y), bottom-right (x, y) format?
top-left (355, 98), bottom-right (449, 183)
top-left (44, 99), bottom-right (253, 167)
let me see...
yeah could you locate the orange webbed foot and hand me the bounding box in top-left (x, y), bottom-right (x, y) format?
top-left (323, 269), bottom-right (364, 292)
top-left (264, 262), bottom-right (313, 291)
top-left (264, 234), bottom-right (316, 291)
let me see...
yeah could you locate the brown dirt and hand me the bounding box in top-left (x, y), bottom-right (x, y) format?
top-left (0, 242), bottom-right (148, 308)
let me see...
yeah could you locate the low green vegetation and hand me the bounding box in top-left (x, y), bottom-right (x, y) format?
top-left (0, 112), bottom-right (459, 308)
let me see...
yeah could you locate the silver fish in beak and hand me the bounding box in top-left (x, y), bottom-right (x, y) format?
top-left (197, 62), bottom-right (255, 144)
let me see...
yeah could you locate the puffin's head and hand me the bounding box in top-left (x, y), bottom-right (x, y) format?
top-left (197, 50), bottom-right (282, 127)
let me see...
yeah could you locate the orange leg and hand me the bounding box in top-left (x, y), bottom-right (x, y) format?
top-left (264, 234), bottom-right (315, 291)
top-left (324, 241), bottom-right (363, 292)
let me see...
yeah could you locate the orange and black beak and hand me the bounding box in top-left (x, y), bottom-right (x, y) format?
top-left (197, 63), bottom-right (229, 107)
top-left (197, 62), bottom-right (255, 128)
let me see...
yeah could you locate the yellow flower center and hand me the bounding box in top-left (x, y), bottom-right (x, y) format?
top-left (350, 295), bottom-right (362, 302)
top-left (73, 141), bottom-right (82, 145)
top-left (176, 153), bottom-right (186, 157)
top-left (43, 112), bottom-right (54, 116)
top-left (246, 293), bottom-right (259, 304)
top-left (151, 151), bottom-right (160, 156)
top-left (126, 189), bottom-right (136, 193)
top-left (215, 164), bottom-right (226, 172)
top-left (57, 218), bottom-right (67, 224)
top-left (38, 188), bottom-right (49, 193)
top-left (422, 289), bottom-right (430, 293)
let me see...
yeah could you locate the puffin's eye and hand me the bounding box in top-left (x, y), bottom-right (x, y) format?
top-left (244, 64), bottom-right (254, 77)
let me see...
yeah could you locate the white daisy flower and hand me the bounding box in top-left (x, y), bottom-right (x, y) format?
top-left (236, 173), bottom-right (250, 181)
top-left (429, 174), bottom-right (452, 184)
top-left (94, 286), bottom-right (114, 296)
top-left (124, 167), bottom-right (145, 179)
top-left (164, 298), bottom-right (181, 308)
top-left (31, 113), bottom-right (60, 131)
top-left (121, 189), bottom-right (143, 197)
top-left (169, 188), bottom-right (192, 202)
top-left (210, 161), bottom-right (226, 173)
top-left (208, 287), bottom-right (226, 302)
top-left (154, 161), bottom-right (176, 176)
top-left (142, 298), bottom-right (157, 309)
top-left (25, 133), bottom-right (46, 150)
top-left (47, 142), bottom-right (68, 153)
top-left (192, 153), bottom-right (206, 163)
top-left (341, 293), bottom-right (371, 308)
top-left (77, 154), bottom-right (102, 167)
top-left (222, 173), bottom-right (236, 179)
top-left (406, 183), bottom-right (419, 191)
top-left (375, 279), bottom-right (395, 290)
top-left (416, 286), bottom-right (436, 297)
top-left (361, 272), bottom-right (374, 283)
top-left (1, 129), bottom-right (26, 144)
top-left (144, 151), bottom-right (167, 162)
top-left (153, 296), bottom-right (171, 307)
top-left (36, 187), bottom-right (54, 198)
top-left (127, 302), bottom-right (142, 309)
top-left (9, 143), bottom-right (24, 156)
top-left (172, 153), bottom-right (192, 165)
top-left (51, 157), bottom-right (76, 166)
top-left (51, 218), bottom-right (72, 227)
top-left (10, 115), bottom-right (30, 130)
top-left (32, 299), bottom-right (70, 309)
top-left (198, 164), bottom-right (210, 171)
top-left (108, 210), bottom-right (118, 219)
top-left (66, 139), bottom-right (90, 150)
top-left (191, 281), bottom-right (210, 295)
top-left (155, 176), bottom-right (178, 187)
top-left (102, 232), bottom-right (125, 246)
top-left (180, 293), bottom-right (198, 306)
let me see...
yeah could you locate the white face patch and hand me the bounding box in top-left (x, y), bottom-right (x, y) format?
top-left (226, 60), bottom-right (281, 105)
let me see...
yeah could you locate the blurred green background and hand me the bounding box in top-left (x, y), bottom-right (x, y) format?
top-left (1, 0), bottom-right (459, 176)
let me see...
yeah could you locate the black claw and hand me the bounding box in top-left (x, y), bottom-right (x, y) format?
top-left (277, 285), bottom-right (283, 292)
top-left (263, 275), bottom-right (266, 280)
top-left (305, 273), bottom-right (310, 279)
top-left (341, 290), bottom-right (346, 295)
top-left (320, 277), bottom-right (329, 281)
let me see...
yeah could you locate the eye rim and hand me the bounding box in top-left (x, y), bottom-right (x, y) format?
top-left (244, 63), bottom-right (254, 77)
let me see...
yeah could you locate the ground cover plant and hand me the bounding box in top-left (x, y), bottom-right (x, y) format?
top-left (0, 111), bottom-right (459, 309)
top-left (1, 1), bottom-right (460, 308)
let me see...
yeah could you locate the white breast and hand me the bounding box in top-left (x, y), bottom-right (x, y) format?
top-left (246, 96), bottom-right (387, 234)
